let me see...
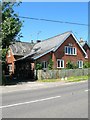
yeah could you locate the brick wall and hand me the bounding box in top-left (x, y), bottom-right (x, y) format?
top-left (36, 35), bottom-right (88, 69)
top-left (6, 48), bottom-right (15, 74)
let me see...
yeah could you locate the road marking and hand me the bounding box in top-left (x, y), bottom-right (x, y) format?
top-left (0, 96), bottom-right (61, 109)
top-left (85, 90), bottom-right (88, 92)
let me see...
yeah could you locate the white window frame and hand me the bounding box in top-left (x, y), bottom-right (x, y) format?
top-left (77, 60), bottom-right (83, 68)
top-left (57, 59), bottom-right (64, 68)
top-left (8, 50), bottom-right (11, 57)
top-left (8, 64), bottom-right (12, 72)
top-left (65, 46), bottom-right (77, 55)
top-left (42, 61), bottom-right (47, 69)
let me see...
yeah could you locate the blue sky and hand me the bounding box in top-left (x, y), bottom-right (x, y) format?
top-left (14, 2), bottom-right (88, 43)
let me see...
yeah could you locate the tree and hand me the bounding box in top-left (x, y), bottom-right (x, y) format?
top-left (1, 2), bottom-right (23, 48)
top-left (1, 2), bottom-right (23, 83)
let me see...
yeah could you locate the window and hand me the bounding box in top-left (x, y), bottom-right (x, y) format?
top-left (57, 59), bottom-right (64, 68)
top-left (65, 46), bottom-right (68, 54)
top-left (8, 64), bottom-right (12, 72)
top-left (77, 61), bottom-right (83, 68)
top-left (73, 48), bottom-right (77, 55)
top-left (42, 61), bottom-right (47, 69)
top-left (65, 46), bottom-right (77, 55)
top-left (8, 50), bottom-right (11, 57)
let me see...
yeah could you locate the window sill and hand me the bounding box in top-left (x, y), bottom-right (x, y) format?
top-left (65, 54), bottom-right (77, 56)
top-left (57, 67), bottom-right (64, 68)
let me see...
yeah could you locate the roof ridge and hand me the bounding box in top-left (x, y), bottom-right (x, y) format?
top-left (11, 41), bottom-right (35, 45)
top-left (36, 31), bottom-right (72, 45)
top-left (45, 31), bottom-right (72, 40)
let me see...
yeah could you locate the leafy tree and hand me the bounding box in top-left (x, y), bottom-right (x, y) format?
top-left (0, 2), bottom-right (23, 83)
top-left (1, 2), bottom-right (23, 48)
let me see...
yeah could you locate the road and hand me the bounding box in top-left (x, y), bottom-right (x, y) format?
top-left (2, 81), bottom-right (88, 118)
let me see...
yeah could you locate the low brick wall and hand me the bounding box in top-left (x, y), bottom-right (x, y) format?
top-left (37, 68), bottom-right (89, 80)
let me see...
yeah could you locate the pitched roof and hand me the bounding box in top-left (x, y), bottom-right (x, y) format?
top-left (31, 31), bottom-right (87, 59)
top-left (15, 31), bottom-right (88, 61)
top-left (31, 31), bottom-right (72, 59)
top-left (10, 41), bottom-right (35, 56)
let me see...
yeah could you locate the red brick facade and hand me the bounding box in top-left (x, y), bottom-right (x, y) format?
top-left (6, 48), bottom-right (15, 74)
top-left (36, 35), bottom-right (88, 69)
top-left (6, 34), bottom-right (89, 74)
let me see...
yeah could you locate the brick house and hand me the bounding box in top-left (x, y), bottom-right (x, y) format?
top-left (79, 39), bottom-right (90, 62)
top-left (30, 31), bottom-right (89, 69)
top-left (6, 31), bottom-right (89, 78)
top-left (6, 41), bottom-right (35, 74)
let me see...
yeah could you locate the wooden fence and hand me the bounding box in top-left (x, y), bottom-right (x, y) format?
top-left (36, 68), bottom-right (89, 80)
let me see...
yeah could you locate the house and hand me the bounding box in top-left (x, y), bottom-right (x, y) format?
top-left (6, 31), bottom-right (89, 79)
top-left (15, 31), bottom-right (89, 79)
top-left (79, 39), bottom-right (90, 62)
top-left (6, 41), bottom-right (35, 74)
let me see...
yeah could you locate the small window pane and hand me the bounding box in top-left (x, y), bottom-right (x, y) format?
top-left (65, 47), bottom-right (68, 54)
top-left (71, 48), bottom-right (73, 54)
top-left (61, 60), bottom-right (63, 67)
top-left (58, 60), bottom-right (60, 67)
top-left (68, 47), bottom-right (70, 54)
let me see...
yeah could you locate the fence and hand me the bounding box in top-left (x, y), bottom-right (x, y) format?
top-left (37, 68), bottom-right (89, 80)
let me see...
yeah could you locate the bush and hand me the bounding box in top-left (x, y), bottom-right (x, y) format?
top-left (35, 63), bottom-right (42, 70)
top-left (66, 61), bottom-right (78, 69)
top-left (66, 61), bottom-right (74, 69)
top-left (48, 59), bottom-right (53, 70)
top-left (84, 62), bottom-right (90, 68)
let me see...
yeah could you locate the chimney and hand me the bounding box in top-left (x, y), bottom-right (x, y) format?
top-left (31, 40), bottom-right (34, 44)
top-left (80, 38), bottom-right (83, 43)
top-left (37, 40), bottom-right (41, 43)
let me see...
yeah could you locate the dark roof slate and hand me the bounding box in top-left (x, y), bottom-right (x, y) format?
top-left (10, 41), bottom-right (35, 56)
top-left (11, 31), bottom-right (88, 61)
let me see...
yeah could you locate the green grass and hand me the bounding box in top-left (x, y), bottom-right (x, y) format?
top-left (66, 75), bottom-right (88, 82)
top-left (38, 79), bottom-right (61, 82)
top-left (37, 75), bottom-right (88, 82)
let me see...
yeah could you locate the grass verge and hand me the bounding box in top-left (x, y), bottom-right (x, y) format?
top-left (66, 75), bottom-right (88, 82)
top-left (38, 76), bottom-right (88, 82)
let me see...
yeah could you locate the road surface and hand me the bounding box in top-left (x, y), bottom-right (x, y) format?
top-left (2, 81), bottom-right (88, 118)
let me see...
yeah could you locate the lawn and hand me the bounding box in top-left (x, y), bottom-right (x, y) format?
top-left (38, 75), bottom-right (88, 82)
top-left (65, 75), bottom-right (88, 82)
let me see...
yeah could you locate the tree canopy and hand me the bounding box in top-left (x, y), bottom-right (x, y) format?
top-left (1, 2), bottom-right (23, 48)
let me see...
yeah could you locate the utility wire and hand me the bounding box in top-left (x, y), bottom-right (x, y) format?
top-left (19, 16), bottom-right (89, 27)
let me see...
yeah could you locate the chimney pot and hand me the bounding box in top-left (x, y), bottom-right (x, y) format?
top-left (37, 40), bottom-right (41, 43)
top-left (80, 38), bottom-right (83, 43)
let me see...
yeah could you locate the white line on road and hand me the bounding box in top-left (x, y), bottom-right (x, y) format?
top-left (0, 96), bottom-right (61, 109)
top-left (85, 90), bottom-right (88, 92)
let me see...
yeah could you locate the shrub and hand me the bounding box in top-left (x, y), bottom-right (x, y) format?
top-left (35, 63), bottom-right (42, 70)
top-left (48, 59), bottom-right (53, 70)
top-left (84, 62), bottom-right (90, 68)
top-left (66, 61), bottom-right (74, 69)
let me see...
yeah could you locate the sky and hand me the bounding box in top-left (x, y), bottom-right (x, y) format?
top-left (14, 2), bottom-right (88, 43)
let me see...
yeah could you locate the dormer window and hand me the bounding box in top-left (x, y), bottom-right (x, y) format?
top-left (65, 46), bottom-right (77, 55)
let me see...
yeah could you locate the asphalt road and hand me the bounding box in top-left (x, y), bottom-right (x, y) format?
top-left (2, 81), bottom-right (88, 118)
